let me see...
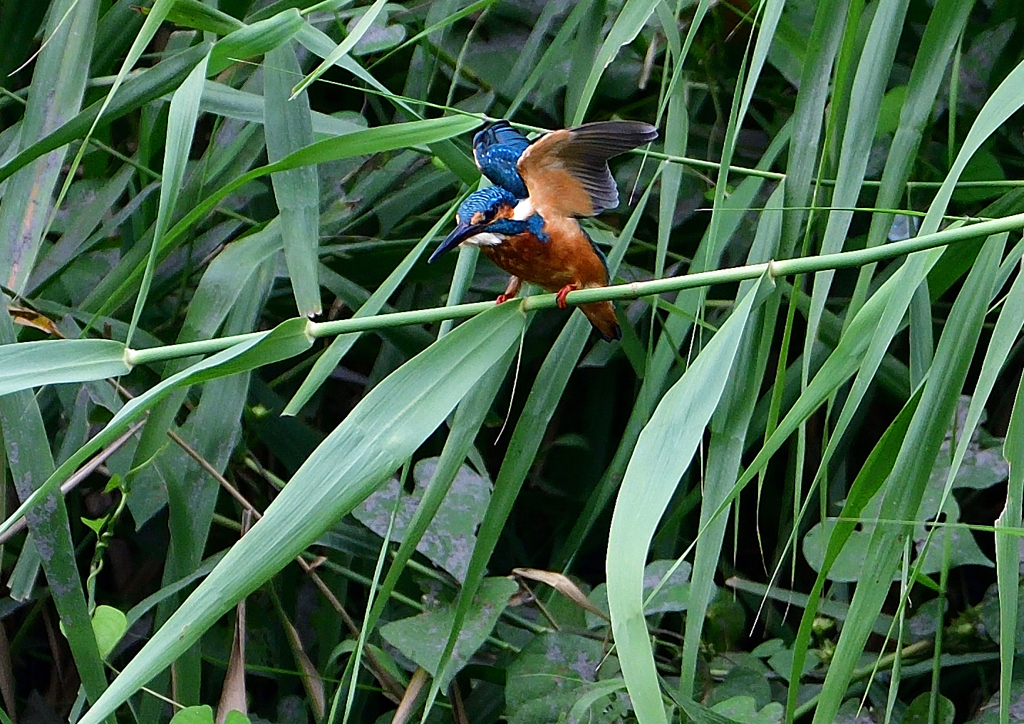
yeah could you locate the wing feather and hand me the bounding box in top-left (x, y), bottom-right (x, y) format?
top-left (517, 121), bottom-right (657, 217)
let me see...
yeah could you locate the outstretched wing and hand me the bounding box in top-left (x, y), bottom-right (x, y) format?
top-left (473, 121), bottom-right (531, 198)
top-left (516, 121), bottom-right (657, 217)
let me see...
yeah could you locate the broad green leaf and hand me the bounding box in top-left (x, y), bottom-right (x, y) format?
top-left (126, 50), bottom-right (210, 347)
top-left (810, 237), bottom-right (1001, 724)
top-left (291, 0), bottom-right (389, 98)
top-left (354, 458), bottom-right (490, 582)
top-left (379, 576), bottom-right (517, 687)
top-left (0, 339), bottom-right (129, 396)
top-left (0, 306), bottom-right (107, 700)
top-left (608, 274), bottom-right (774, 724)
top-left (208, 9), bottom-right (303, 75)
top-left (265, 41), bottom-right (321, 316)
top-left (92, 605), bottom-right (128, 660)
top-left (505, 632), bottom-right (621, 724)
top-left (586, 559), bottom-right (693, 627)
top-left (74, 303), bottom-right (525, 724)
top-left (169, 705), bottom-right (214, 724)
top-left (902, 693), bottom-right (955, 724)
top-left (0, 41), bottom-right (213, 186)
top-left (0, 0), bottom-right (98, 292)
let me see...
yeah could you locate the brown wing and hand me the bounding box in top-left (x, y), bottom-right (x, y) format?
top-left (517, 121), bottom-right (658, 217)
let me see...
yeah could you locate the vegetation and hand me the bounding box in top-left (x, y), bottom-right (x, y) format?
top-left (2, 0), bottom-right (1024, 722)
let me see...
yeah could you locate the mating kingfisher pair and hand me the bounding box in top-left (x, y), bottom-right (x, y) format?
top-left (429, 119), bottom-right (658, 341)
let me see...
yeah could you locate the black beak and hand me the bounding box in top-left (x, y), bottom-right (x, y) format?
top-left (428, 221), bottom-right (482, 263)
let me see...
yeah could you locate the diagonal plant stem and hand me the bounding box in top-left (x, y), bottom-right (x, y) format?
top-left (123, 210), bottom-right (1024, 368)
top-left (0, 422), bottom-right (144, 546)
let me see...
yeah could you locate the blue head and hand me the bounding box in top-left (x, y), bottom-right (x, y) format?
top-left (429, 187), bottom-right (527, 262)
top-left (473, 121), bottom-right (530, 199)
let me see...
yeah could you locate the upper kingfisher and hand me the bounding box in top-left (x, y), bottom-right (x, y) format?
top-left (429, 120), bottom-right (658, 341)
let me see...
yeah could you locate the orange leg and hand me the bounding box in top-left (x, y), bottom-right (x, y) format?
top-left (555, 283), bottom-right (579, 309)
top-left (496, 276), bottom-right (522, 304)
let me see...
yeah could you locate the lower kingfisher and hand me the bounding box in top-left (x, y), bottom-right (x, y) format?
top-left (429, 120), bottom-right (658, 341)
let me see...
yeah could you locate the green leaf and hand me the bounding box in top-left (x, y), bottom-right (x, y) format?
top-left (586, 559), bottom-right (693, 627)
top-left (223, 711), bottom-right (250, 724)
top-left (712, 696), bottom-right (783, 724)
top-left (0, 0), bottom-right (98, 293)
top-left (169, 705), bottom-right (214, 724)
top-left (208, 9), bottom-right (303, 75)
top-left (0, 338), bottom-right (129, 396)
top-left (291, 0), bottom-right (389, 98)
top-left (0, 41), bottom-right (213, 186)
top-left (608, 274), bottom-right (774, 724)
top-left (92, 605), bottom-right (128, 660)
top-left (902, 693), bottom-right (954, 724)
top-left (73, 303), bottom-right (525, 724)
top-left (265, 41), bottom-right (321, 316)
top-left (380, 577), bottom-right (517, 687)
top-left (165, 0), bottom-right (244, 35)
top-left (354, 458), bottom-right (490, 582)
top-left (0, 305), bottom-right (107, 700)
top-left (126, 49), bottom-right (210, 347)
top-left (571, 0), bottom-right (661, 125)
top-left (505, 632), bottom-right (622, 724)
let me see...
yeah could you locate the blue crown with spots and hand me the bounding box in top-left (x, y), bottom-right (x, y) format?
top-left (457, 186), bottom-right (518, 222)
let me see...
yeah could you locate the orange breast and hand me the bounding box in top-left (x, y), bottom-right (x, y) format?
top-left (481, 216), bottom-right (608, 292)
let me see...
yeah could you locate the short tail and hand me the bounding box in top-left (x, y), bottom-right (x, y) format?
top-left (581, 301), bottom-right (621, 342)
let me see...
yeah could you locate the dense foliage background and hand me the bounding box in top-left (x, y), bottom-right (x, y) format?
top-left (3, 0), bottom-right (1024, 722)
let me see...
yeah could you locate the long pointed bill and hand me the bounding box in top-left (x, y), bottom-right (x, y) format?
top-left (428, 221), bottom-right (482, 263)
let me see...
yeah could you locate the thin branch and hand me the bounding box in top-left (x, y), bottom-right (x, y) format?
top-left (124, 211), bottom-right (1024, 368)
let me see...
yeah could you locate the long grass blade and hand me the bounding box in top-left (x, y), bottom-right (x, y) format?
top-left (266, 41), bottom-right (321, 316)
top-left (809, 236), bottom-right (1001, 724)
top-left (0, 0), bottom-right (98, 292)
top-left (126, 50), bottom-right (210, 347)
top-left (608, 273), bottom-right (774, 724)
top-left (73, 303), bottom-right (525, 724)
top-left (0, 307), bottom-right (107, 700)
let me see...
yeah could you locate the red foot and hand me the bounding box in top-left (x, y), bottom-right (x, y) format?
top-left (555, 284), bottom-right (579, 309)
top-left (498, 277), bottom-right (522, 305)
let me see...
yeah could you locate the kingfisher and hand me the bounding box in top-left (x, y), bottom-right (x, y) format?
top-left (429, 120), bottom-right (658, 341)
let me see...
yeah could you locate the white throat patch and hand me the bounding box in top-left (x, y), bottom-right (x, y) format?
top-left (512, 198), bottom-right (534, 220)
top-left (462, 231), bottom-right (502, 247)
